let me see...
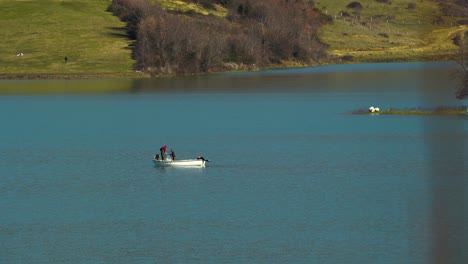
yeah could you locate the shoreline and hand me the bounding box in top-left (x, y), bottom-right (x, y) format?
top-left (0, 72), bottom-right (150, 80)
top-left (0, 55), bottom-right (456, 80)
top-left (352, 107), bottom-right (468, 116)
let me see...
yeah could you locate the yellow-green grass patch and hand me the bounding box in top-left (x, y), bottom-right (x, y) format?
top-left (157, 0), bottom-right (227, 17)
top-left (0, 0), bottom-right (135, 75)
top-left (316, 0), bottom-right (464, 61)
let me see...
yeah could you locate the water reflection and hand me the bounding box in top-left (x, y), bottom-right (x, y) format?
top-left (0, 62), bottom-right (457, 97)
top-left (127, 62), bottom-right (457, 97)
top-left (0, 79), bottom-right (134, 94)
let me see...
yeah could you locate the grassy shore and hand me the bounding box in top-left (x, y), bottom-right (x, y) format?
top-left (352, 107), bottom-right (468, 115)
top-left (0, 72), bottom-right (147, 80)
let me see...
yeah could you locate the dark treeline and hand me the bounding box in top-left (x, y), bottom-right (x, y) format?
top-left (109, 0), bottom-right (330, 75)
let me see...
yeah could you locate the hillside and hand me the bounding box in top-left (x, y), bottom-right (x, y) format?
top-left (152, 0), bottom-right (467, 62)
top-left (315, 0), bottom-right (468, 61)
top-left (0, 0), bottom-right (467, 78)
top-left (0, 0), bottom-right (135, 77)
top-left (109, 0), bottom-right (329, 75)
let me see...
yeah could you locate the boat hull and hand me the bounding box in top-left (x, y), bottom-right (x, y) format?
top-left (153, 159), bottom-right (206, 167)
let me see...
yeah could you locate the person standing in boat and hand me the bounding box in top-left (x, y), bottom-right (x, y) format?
top-left (170, 149), bottom-right (176, 160)
top-left (160, 145), bottom-right (167, 160)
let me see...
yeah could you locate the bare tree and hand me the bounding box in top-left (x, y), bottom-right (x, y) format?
top-left (109, 0), bottom-right (159, 39)
top-left (136, 15), bottom-right (177, 74)
top-left (454, 32), bottom-right (468, 99)
top-left (227, 0), bottom-right (327, 65)
top-left (197, 19), bottom-right (228, 72)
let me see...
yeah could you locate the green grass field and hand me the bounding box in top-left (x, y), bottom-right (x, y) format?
top-left (0, 0), bottom-right (134, 75)
top-left (316, 0), bottom-right (465, 61)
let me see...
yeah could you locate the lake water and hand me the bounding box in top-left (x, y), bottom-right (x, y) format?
top-left (1, 62), bottom-right (467, 263)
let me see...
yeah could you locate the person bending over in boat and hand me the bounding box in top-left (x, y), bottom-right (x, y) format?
top-left (160, 145), bottom-right (167, 160)
top-left (154, 154), bottom-right (160, 160)
top-left (197, 156), bottom-right (210, 162)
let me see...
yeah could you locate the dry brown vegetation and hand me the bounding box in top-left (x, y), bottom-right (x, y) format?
top-left (453, 31), bottom-right (468, 99)
top-left (109, 0), bottom-right (330, 75)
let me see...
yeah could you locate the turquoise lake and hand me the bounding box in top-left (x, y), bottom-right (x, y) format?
top-left (1, 62), bottom-right (467, 263)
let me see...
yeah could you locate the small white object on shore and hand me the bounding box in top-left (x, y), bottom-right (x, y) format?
top-left (368, 106), bottom-right (380, 113)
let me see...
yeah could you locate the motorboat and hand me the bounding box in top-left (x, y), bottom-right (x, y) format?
top-left (153, 156), bottom-right (209, 167)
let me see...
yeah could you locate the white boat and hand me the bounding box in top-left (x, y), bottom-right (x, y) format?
top-left (153, 157), bottom-right (208, 167)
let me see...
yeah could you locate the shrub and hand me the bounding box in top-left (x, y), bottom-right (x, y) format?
top-left (452, 33), bottom-right (462, 46)
top-left (376, 0), bottom-right (392, 4)
top-left (407, 2), bottom-right (416, 10)
top-left (347, 1), bottom-right (363, 15)
top-left (199, 0), bottom-right (215, 9)
top-left (378, 33), bottom-right (389, 38)
top-left (347, 2), bottom-right (363, 9)
top-left (342, 55), bottom-right (354, 61)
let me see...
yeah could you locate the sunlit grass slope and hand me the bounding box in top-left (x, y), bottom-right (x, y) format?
top-left (0, 0), bottom-right (134, 75)
top-left (316, 0), bottom-right (466, 61)
top-left (158, 0), bottom-right (227, 17)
